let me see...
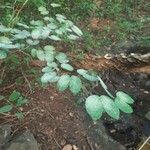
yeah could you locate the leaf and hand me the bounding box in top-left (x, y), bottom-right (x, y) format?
top-left (47, 23), bottom-right (57, 29)
top-left (16, 97), bottom-right (28, 106)
top-left (116, 91), bottom-right (134, 104)
top-left (57, 75), bottom-right (70, 91)
top-left (55, 52), bottom-right (69, 63)
top-left (45, 49), bottom-right (54, 62)
top-left (44, 45), bottom-right (55, 51)
top-left (69, 76), bottom-right (82, 95)
top-left (41, 27), bottom-right (50, 39)
top-left (31, 49), bottom-right (37, 58)
top-left (77, 69), bottom-right (88, 75)
top-left (41, 72), bottom-right (57, 83)
top-left (51, 3), bottom-right (61, 7)
top-left (9, 91), bottom-right (21, 101)
top-left (0, 51), bottom-right (7, 59)
top-left (56, 14), bottom-right (66, 19)
top-left (47, 62), bottom-right (58, 69)
top-left (31, 28), bottom-right (42, 39)
top-left (26, 39), bottom-right (39, 45)
top-left (100, 95), bottom-right (120, 120)
top-left (85, 95), bottom-right (103, 121)
top-left (40, 10), bottom-right (49, 15)
top-left (30, 20), bottom-right (44, 26)
top-left (38, 6), bottom-right (47, 12)
top-left (17, 23), bottom-right (30, 29)
top-left (115, 98), bottom-right (133, 113)
top-left (68, 34), bottom-right (79, 40)
top-left (13, 30), bottom-right (30, 39)
top-left (49, 35), bottom-right (61, 41)
top-left (0, 36), bottom-right (11, 44)
top-left (82, 74), bottom-right (98, 81)
top-left (15, 112), bottom-right (24, 119)
top-left (42, 66), bottom-right (53, 73)
top-left (61, 64), bottom-right (74, 71)
top-left (0, 95), bottom-right (5, 100)
top-left (71, 25), bottom-right (83, 36)
top-left (49, 76), bottom-right (59, 83)
top-left (0, 105), bottom-right (13, 113)
top-left (36, 50), bottom-right (45, 61)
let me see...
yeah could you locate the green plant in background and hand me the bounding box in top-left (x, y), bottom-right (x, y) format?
top-left (0, 2), bottom-right (136, 121)
top-left (0, 90), bottom-right (28, 119)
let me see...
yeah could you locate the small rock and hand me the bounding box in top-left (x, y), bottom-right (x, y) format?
top-left (62, 144), bottom-right (72, 150)
top-left (145, 81), bottom-right (150, 88)
top-left (73, 145), bottom-right (78, 150)
top-left (4, 130), bottom-right (39, 150)
top-left (145, 111), bottom-right (150, 120)
top-left (0, 124), bottom-right (12, 146)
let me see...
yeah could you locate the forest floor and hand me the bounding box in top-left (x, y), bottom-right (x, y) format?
top-left (0, 52), bottom-right (150, 149)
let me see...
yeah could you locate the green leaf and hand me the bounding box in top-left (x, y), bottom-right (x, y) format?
top-left (0, 95), bottom-right (5, 100)
top-left (15, 112), bottom-right (24, 119)
top-left (9, 91), bottom-right (21, 101)
top-left (49, 76), bottom-right (59, 83)
top-left (69, 76), bottom-right (82, 95)
top-left (0, 105), bottom-right (13, 113)
top-left (47, 62), bottom-right (58, 69)
top-left (31, 28), bottom-right (42, 39)
top-left (49, 35), bottom-right (61, 41)
top-left (57, 75), bottom-right (70, 91)
top-left (0, 51), bottom-right (7, 59)
top-left (85, 95), bottom-right (103, 121)
top-left (31, 49), bottom-right (37, 58)
top-left (45, 49), bottom-right (54, 62)
top-left (26, 39), bottom-right (39, 45)
top-left (115, 98), bottom-right (133, 113)
top-left (71, 25), bottom-right (83, 36)
top-left (36, 50), bottom-right (45, 61)
top-left (40, 10), bottom-right (49, 15)
top-left (51, 3), bottom-right (61, 7)
top-left (77, 69), bottom-right (88, 75)
top-left (55, 52), bottom-right (69, 63)
top-left (68, 34), bottom-right (79, 40)
top-left (38, 6), bottom-right (47, 12)
top-left (0, 36), bottom-right (11, 43)
top-left (42, 66), bottom-right (53, 73)
top-left (116, 91), bottom-right (134, 104)
top-left (61, 64), bottom-right (74, 71)
top-left (16, 97), bottom-right (28, 106)
top-left (82, 74), bottom-right (98, 81)
top-left (100, 95), bottom-right (120, 120)
top-left (41, 72), bottom-right (57, 83)
top-left (44, 45), bottom-right (55, 51)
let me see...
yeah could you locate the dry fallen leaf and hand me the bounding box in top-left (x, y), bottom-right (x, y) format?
top-left (62, 144), bottom-right (72, 150)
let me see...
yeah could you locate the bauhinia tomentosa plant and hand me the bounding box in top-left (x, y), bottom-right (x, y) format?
top-left (0, 4), bottom-right (135, 121)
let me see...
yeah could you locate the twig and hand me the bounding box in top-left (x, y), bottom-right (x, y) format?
top-left (0, 83), bottom-right (16, 92)
top-left (0, 66), bottom-right (5, 82)
top-left (53, 137), bottom-right (62, 149)
top-left (21, 68), bottom-right (32, 93)
top-left (139, 136), bottom-right (150, 150)
top-left (86, 137), bottom-right (94, 150)
top-left (9, 0), bottom-right (29, 27)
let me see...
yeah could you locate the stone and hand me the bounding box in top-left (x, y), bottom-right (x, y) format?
top-left (0, 124), bottom-right (12, 146)
top-left (4, 130), bottom-right (39, 150)
top-left (145, 111), bottom-right (150, 120)
top-left (92, 122), bottom-right (126, 150)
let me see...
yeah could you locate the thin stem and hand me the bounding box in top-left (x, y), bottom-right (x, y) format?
top-left (97, 76), bottom-right (115, 99)
top-left (9, 0), bottom-right (29, 27)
